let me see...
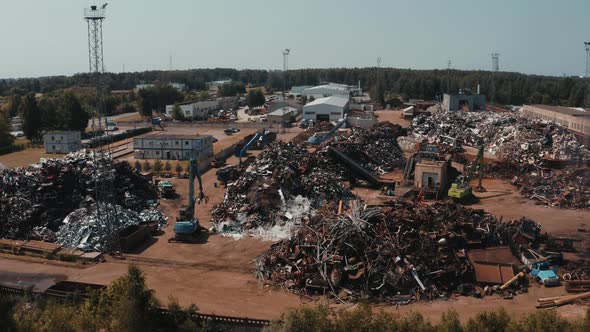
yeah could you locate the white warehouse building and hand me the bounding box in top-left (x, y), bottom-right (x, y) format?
top-left (133, 132), bottom-right (214, 161)
top-left (301, 83), bottom-right (362, 99)
top-left (302, 96), bottom-right (350, 122)
top-left (166, 100), bottom-right (220, 120)
top-left (43, 131), bottom-right (82, 154)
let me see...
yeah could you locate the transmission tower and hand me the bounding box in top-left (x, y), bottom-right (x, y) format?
top-left (492, 53), bottom-right (500, 72)
top-left (585, 42), bottom-right (590, 108)
top-left (447, 60), bottom-right (451, 94)
top-left (491, 53), bottom-right (499, 104)
top-left (84, 3), bottom-right (116, 251)
top-left (377, 57), bottom-right (382, 68)
top-left (282, 49), bottom-right (290, 101)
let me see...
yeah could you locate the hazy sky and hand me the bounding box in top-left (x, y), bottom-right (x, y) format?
top-left (1, 0), bottom-right (589, 79)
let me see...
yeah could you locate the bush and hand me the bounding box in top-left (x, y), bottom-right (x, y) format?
top-left (143, 160), bottom-right (152, 172)
top-left (134, 160), bottom-right (142, 172)
top-left (153, 159), bottom-right (163, 173)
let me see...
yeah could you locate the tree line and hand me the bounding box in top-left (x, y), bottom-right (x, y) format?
top-left (1, 264), bottom-right (589, 331)
top-left (2, 67), bottom-right (587, 107)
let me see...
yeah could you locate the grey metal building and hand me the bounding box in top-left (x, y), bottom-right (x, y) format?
top-left (43, 131), bottom-right (82, 154)
top-left (133, 133), bottom-right (214, 161)
top-left (442, 92), bottom-right (486, 112)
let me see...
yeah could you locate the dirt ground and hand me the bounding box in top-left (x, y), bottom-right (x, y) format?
top-left (375, 109), bottom-right (411, 127)
top-left (0, 148), bottom-right (53, 168)
top-left (2, 120), bottom-right (590, 322)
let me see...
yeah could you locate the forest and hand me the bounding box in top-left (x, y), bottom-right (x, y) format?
top-left (1, 67), bottom-right (587, 107)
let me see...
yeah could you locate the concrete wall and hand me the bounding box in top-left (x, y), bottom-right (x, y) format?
top-left (522, 105), bottom-right (590, 136)
top-left (442, 94), bottom-right (486, 112)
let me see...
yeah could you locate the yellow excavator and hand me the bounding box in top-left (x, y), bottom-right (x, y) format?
top-left (448, 145), bottom-right (485, 202)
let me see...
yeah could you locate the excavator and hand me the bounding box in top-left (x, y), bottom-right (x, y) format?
top-left (308, 118), bottom-right (349, 145)
top-left (169, 157), bottom-right (208, 243)
top-left (236, 129), bottom-right (270, 163)
top-left (447, 145), bottom-right (486, 202)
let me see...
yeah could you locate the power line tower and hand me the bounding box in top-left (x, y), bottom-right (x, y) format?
top-left (447, 60), bottom-right (452, 94)
top-left (84, 3), bottom-right (116, 251)
top-left (585, 42), bottom-right (590, 108)
top-left (282, 49), bottom-right (290, 101)
top-left (491, 53), bottom-right (499, 104)
top-left (377, 57), bottom-right (382, 68)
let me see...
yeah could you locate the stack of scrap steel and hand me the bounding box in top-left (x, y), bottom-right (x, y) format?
top-left (0, 150), bottom-right (158, 240)
top-left (211, 141), bottom-right (353, 231)
top-left (255, 200), bottom-right (525, 303)
top-left (328, 122), bottom-right (406, 174)
top-left (512, 167), bottom-right (590, 209)
top-left (292, 122), bottom-right (335, 143)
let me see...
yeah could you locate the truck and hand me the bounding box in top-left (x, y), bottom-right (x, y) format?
top-left (157, 180), bottom-right (175, 198)
top-left (531, 261), bottom-right (560, 287)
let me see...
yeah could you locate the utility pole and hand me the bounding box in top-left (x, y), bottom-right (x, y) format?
top-left (585, 42), bottom-right (590, 108)
top-left (447, 60), bottom-right (451, 94)
top-left (84, 3), bottom-right (116, 251)
top-left (282, 49), bottom-right (290, 101)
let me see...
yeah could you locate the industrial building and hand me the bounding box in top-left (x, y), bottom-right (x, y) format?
top-left (11, 116), bottom-right (22, 131)
top-left (135, 82), bottom-right (185, 92)
top-left (302, 96), bottom-right (350, 122)
top-left (267, 106), bottom-right (298, 126)
top-left (289, 86), bottom-right (312, 97)
top-left (206, 79), bottom-right (233, 88)
top-left (413, 160), bottom-right (448, 196)
top-left (133, 132), bottom-right (214, 161)
top-left (522, 104), bottom-right (590, 136)
top-left (301, 83), bottom-right (362, 99)
top-left (442, 91), bottom-right (486, 112)
top-left (43, 131), bottom-right (82, 154)
top-left (165, 97), bottom-right (238, 120)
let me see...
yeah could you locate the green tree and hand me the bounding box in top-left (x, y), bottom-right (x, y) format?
top-left (62, 93), bottom-right (89, 132)
top-left (247, 89), bottom-right (265, 108)
top-left (164, 160), bottom-right (172, 173)
top-left (134, 160), bottom-right (142, 172)
top-left (0, 112), bottom-right (15, 148)
top-left (465, 308), bottom-right (511, 332)
top-left (19, 93), bottom-right (43, 142)
top-left (172, 103), bottom-right (185, 121)
top-left (175, 163), bottom-right (183, 177)
top-left (153, 159), bottom-right (163, 173)
top-left (143, 160), bottom-right (152, 172)
top-left (198, 90), bottom-right (210, 100)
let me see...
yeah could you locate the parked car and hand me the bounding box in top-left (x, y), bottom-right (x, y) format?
top-left (531, 261), bottom-right (560, 287)
top-left (224, 128), bottom-right (234, 135)
top-left (212, 137), bottom-right (219, 143)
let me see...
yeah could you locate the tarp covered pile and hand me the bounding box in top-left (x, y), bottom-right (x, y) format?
top-left (0, 150), bottom-right (159, 241)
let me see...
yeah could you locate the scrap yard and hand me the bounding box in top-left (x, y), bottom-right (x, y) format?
top-left (1, 98), bottom-right (590, 322)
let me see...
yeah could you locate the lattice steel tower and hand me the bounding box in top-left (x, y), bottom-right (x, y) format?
top-left (282, 49), bottom-right (290, 100)
top-left (491, 53), bottom-right (499, 104)
top-left (585, 42), bottom-right (590, 108)
top-left (84, 3), bottom-right (116, 250)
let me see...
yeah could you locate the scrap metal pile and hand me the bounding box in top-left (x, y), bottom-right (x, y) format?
top-left (212, 141), bottom-right (353, 233)
top-left (255, 200), bottom-right (528, 302)
top-left (511, 167), bottom-right (590, 209)
top-left (328, 122), bottom-right (406, 174)
top-left (411, 105), bottom-right (588, 166)
top-left (0, 150), bottom-right (159, 242)
top-left (292, 122), bottom-right (334, 144)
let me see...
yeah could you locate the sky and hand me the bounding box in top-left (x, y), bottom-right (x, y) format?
top-left (0, 0), bottom-right (589, 79)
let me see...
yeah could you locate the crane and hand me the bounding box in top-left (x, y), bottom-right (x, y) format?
top-left (169, 157), bottom-right (208, 242)
top-left (307, 118), bottom-right (349, 145)
top-left (236, 129), bottom-right (270, 163)
top-left (448, 145), bottom-right (485, 202)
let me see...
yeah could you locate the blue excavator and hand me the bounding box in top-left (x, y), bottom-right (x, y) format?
top-left (169, 157), bottom-right (208, 243)
top-left (307, 118), bottom-right (349, 145)
top-left (236, 129), bottom-right (270, 163)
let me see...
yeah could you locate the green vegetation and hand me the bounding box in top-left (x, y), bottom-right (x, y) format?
top-left (218, 81), bottom-right (246, 97)
top-left (138, 85), bottom-right (183, 118)
top-left (0, 110), bottom-right (15, 148)
top-left (134, 160), bottom-right (142, 172)
top-left (247, 89), bottom-right (265, 108)
top-left (153, 159), bottom-right (163, 173)
top-left (175, 162), bottom-right (183, 177)
top-left (266, 304), bottom-right (590, 332)
top-left (172, 103), bottom-right (185, 121)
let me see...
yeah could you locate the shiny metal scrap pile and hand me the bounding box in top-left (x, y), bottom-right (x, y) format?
top-left (212, 141), bottom-right (353, 230)
top-left (411, 106), bottom-right (588, 166)
top-left (255, 200), bottom-right (522, 303)
top-left (0, 149), bottom-right (158, 240)
top-left (512, 167), bottom-right (590, 209)
top-left (56, 203), bottom-right (142, 252)
top-left (328, 122), bottom-right (406, 174)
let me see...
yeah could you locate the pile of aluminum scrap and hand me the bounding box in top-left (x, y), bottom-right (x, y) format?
top-left (292, 122), bottom-right (335, 143)
top-left (212, 142), bottom-right (353, 232)
top-left (56, 203), bottom-right (142, 252)
top-left (512, 167), bottom-right (590, 209)
top-left (411, 106), bottom-right (588, 166)
top-left (0, 149), bottom-right (158, 240)
top-left (255, 200), bottom-right (528, 303)
top-left (139, 208), bottom-right (169, 227)
top-left (328, 122), bottom-right (406, 174)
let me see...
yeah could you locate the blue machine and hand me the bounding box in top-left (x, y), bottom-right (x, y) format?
top-left (236, 129), bottom-right (270, 162)
top-left (307, 118), bottom-right (349, 145)
top-left (170, 157), bottom-right (207, 242)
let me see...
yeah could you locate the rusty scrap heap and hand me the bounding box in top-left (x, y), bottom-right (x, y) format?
top-left (512, 168), bottom-right (590, 209)
top-left (211, 141), bottom-right (353, 230)
top-left (255, 201), bottom-right (520, 302)
top-left (328, 122), bottom-right (406, 174)
top-left (0, 150), bottom-right (158, 240)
